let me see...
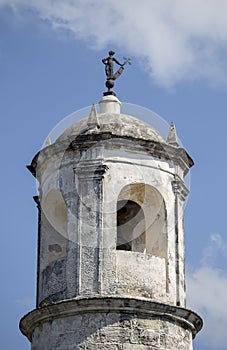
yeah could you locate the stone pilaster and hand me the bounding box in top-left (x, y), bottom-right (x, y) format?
top-left (74, 161), bottom-right (108, 295)
top-left (172, 176), bottom-right (189, 307)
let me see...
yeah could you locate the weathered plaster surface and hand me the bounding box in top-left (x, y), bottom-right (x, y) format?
top-left (35, 134), bottom-right (189, 307)
top-left (31, 313), bottom-right (192, 350)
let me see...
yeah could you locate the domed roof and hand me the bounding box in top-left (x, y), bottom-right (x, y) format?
top-left (57, 112), bottom-right (165, 143)
top-left (56, 96), bottom-right (166, 144)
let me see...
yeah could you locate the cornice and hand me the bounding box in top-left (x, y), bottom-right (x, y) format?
top-left (20, 296), bottom-right (202, 341)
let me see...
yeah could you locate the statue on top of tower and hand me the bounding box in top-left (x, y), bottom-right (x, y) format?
top-left (102, 50), bottom-right (131, 95)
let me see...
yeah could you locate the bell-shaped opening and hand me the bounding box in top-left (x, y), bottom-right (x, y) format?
top-left (117, 200), bottom-right (145, 252)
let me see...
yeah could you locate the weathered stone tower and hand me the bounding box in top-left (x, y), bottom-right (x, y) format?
top-left (20, 95), bottom-right (202, 349)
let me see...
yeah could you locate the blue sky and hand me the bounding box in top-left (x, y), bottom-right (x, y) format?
top-left (1, 1), bottom-right (227, 349)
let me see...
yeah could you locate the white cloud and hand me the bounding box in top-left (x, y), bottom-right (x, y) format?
top-left (201, 233), bottom-right (227, 267)
top-left (1, 0), bottom-right (227, 87)
top-left (187, 234), bottom-right (227, 349)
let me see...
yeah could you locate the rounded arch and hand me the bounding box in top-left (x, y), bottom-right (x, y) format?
top-left (116, 183), bottom-right (167, 258)
top-left (42, 189), bottom-right (67, 237)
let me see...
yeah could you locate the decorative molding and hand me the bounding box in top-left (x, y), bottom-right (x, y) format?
top-left (74, 162), bottom-right (109, 181)
top-left (20, 296), bottom-right (203, 342)
top-left (172, 177), bottom-right (189, 201)
top-left (33, 195), bottom-right (40, 209)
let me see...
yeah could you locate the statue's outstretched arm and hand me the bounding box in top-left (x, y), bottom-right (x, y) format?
top-left (113, 57), bottom-right (123, 66)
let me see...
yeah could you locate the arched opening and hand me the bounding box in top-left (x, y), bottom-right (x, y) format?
top-left (42, 189), bottom-right (67, 238)
top-left (116, 183), bottom-right (167, 258)
top-left (41, 189), bottom-right (68, 263)
top-left (115, 183), bottom-right (168, 299)
top-left (117, 200), bottom-right (145, 252)
top-left (39, 189), bottom-right (68, 305)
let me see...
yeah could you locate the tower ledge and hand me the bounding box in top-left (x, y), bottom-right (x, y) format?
top-left (20, 296), bottom-right (203, 345)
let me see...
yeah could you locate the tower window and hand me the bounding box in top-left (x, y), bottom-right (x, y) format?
top-left (117, 200), bottom-right (145, 252)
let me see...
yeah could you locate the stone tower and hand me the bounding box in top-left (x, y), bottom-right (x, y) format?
top-left (20, 95), bottom-right (202, 349)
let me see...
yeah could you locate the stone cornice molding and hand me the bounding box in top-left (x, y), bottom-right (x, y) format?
top-left (74, 161), bottom-right (109, 181)
top-left (27, 134), bottom-right (193, 179)
top-left (20, 296), bottom-right (203, 342)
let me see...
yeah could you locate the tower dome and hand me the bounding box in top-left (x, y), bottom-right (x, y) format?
top-left (57, 96), bottom-right (166, 144)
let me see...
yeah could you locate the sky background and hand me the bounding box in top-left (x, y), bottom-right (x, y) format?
top-left (1, 1), bottom-right (227, 349)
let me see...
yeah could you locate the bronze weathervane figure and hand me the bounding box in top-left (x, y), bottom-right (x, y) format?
top-left (102, 50), bottom-right (131, 96)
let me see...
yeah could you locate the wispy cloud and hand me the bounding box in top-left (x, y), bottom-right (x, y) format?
top-left (1, 0), bottom-right (227, 87)
top-left (187, 234), bottom-right (227, 349)
top-left (15, 297), bottom-right (34, 309)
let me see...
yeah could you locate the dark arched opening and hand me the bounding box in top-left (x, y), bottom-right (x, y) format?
top-left (117, 200), bottom-right (145, 252)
